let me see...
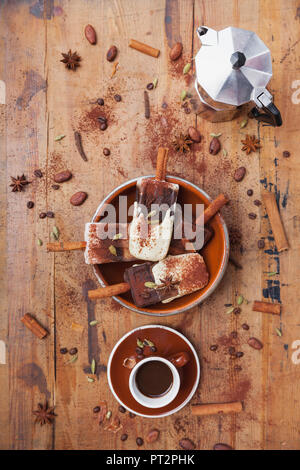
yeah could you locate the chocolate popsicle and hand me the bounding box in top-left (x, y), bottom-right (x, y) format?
top-left (88, 253), bottom-right (209, 307)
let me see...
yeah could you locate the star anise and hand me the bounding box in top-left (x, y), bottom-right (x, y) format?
top-left (10, 174), bottom-right (31, 192)
top-left (241, 135), bottom-right (261, 154)
top-left (157, 275), bottom-right (180, 293)
top-left (33, 402), bottom-right (56, 426)
top-left (60, 50), bottom-right (81, 70)
top-left (172, 133), bottom-right (193, 153)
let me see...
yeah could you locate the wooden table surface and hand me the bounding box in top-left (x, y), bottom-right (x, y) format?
top-left (1, 0), bottom-right (300, 450)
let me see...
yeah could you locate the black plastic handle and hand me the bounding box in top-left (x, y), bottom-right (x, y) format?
top-left (249, 102), bottom-right (282, 127)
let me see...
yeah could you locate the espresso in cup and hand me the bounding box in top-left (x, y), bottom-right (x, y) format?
top-left (135, 360), bottom-right (173, 398)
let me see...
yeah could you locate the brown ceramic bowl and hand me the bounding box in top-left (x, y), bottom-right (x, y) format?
top-left (92, 176), bottom-right (229, 316)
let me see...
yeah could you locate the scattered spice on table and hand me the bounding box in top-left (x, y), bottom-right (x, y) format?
top-left (84, 24), bottom-right (97, 45)
top-left (60, 348), bottom-right (68, 355)
top-left (173, 133), bottom-right (192, 153)
top-left (209, 137), bottom-right (221, 155)
top-left (103, 148), bottom-right (110, 156)
top-left (210, 344), bottom-right (218, 351)
top-left (136, 437), bottom-right (144, 446)
top-left (129, 39), bottom-right (160, 58)
top-left (97, 98), bottom-right (104, 105)
top-left (241, 134), bottom-right (261, 154)
top-left (282, 150), bottom-right (290, 158)
top-left (106, 45), bottom-right (118, 62)
top-left (27, 201), bottom-right (34, 209)
top-left (111, 61), bottom-right (119, 78)
top-left (10, 174), bottom-right (31, 192)
top-left (34, 169), bottom-right (43, 178)
top-left (39, 212), bottom-right (47, 219)
top-left (118, 405), bottom-right (126, 414)
top-left (69, 347), bottom-right (78, 355)
top-left (144, 90), bottom-right (150, 119)
top-left (248, 212), bottom-right (257, 219)
top-left (52, 184), bottom-right (60, 190)
top-left (74, 131), bottom-right (88, 161)
top-left (60, 50), bottom-right (81, 70)
top-left (121, 433), bottom-right (128, 441)
top-left (21, 313), bottom-right (48, 339)
top-left (37, 238), bottom-right (43, 246)
top-left (54, 134), bottom-right (65, 142)
top-left (33, 402), bottom-right (56, 426)
top-left (47, 211), bottom-right (55, 218)
top-left (247, 189), bottom-right (253, 196)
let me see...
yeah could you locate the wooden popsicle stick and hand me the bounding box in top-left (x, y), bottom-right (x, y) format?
top-left (88, 282), bottom-right (130, 299)
top-left (191, 401), bottom-right (243, 416)
top-left (129, 39), bottom-right (160, 58)
top-left (155, 147), bottom-right (169, 181)
top-left (47, 241), bottom-right (86, 252)
top-left (262, 192), bottom-right (289, 252)
top-left (252, 300), bottom-right (281, 315)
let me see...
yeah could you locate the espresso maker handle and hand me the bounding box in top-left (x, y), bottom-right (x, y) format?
top-left (250, 90), bottom-right (282, 127)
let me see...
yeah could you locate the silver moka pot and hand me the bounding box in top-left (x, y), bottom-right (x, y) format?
top-left (190, 26), bottom-right (282, 126)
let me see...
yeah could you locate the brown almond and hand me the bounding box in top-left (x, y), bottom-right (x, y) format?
top-left (209, 137), bottom-right (221, 155)
top-left (70, 191), bottom-right (87, 206)
top-left (248, 337), bottom-right (263, 350)
top-left (234, 166), bottom-right (246, 182)
top-left (169, 42), bottom-right (183, 61)
top-left (146, 429), bottom-right (160, 444)
top-left (188, 126), bottom-right (201, 143)
top-left (54, 170), bottom-right (72, 183)
top-left (213, 443), bottom-right (233, 450)
top-left (179, 438), bottom-right (196, 450)
top-left (85, 24), bottom-right (97, 45)
top-left (106, 45), bottom-right (118, 62)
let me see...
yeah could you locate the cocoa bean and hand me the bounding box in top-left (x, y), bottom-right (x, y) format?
top-left (234, 167), bottom-right (246, 182)
top-left (70, 191), bottom-right (87, 206)
top-left (106, 45), bottom-right (118, 62)
top-left (209, 137), bottom-right (221, 155)
top-left (54, 170), bottom-right (72, 183)
top-left (146, 429), bottom-right (160, 443)
top-left (248, 337), bottom-right (263, 350)
top-left (84, 25), bottom-right (97, 45)
top-left (179, 438), bottom-right (196, 450)
top-left (169, 42), bottom-right (183, 61)
top-left (188, 126), bottom-right (201, 143)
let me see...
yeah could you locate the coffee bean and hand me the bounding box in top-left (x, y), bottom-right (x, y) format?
top-left (209, 137), bottom-right (221, 155)
top-left (121, 433), bottom-right (128, 442)
top-left (54, 170), bottom-right (72, 183)
top-left (146, 429), bottom-right (160, 443)
top-left (103, 148), bottom-right (110, 156)
top-left (184, 107), bottom-right (191, 114)
top-left (106, 45), bottom-right (118, 62)
top-left (188, 126), bottom-right (201, 143)
top-left (228, 347), bottom-right (236, 355)
top-left (97, 116), bottom-right (107, 124)
top-left (210, 344), bottom-right (218, 351)
top-left (52, 184), bottom-right (60, 190)
top-left (60, 347), bottom-right (68, 355)
top-left (254, 199), bottom-right (262, 206)
top-left (34, 169), bottom-right (43, 178)
top-left (114, 94), bottom-right (122, 102)
top-left (233, 307), bottom-right (241, 315)
top-left (213, 443), bottom-right (232, 450)
top-left (100, 122), bottom-right (108, 131)
top-left (150, 346), bottom-right (157, 352)
top-left (257, 239), bottom-right (265, 249)
top-left (146, 83), bottom-right (154, 90)
top-left (234, 365), bottom-right (242, 372)
top-left (129, 412), bottom-right (136, 418)
top-left (235, 351), bottom-right (244, 358)
top-left (93, 406), bottom-right (100, 413)
top-left (248, 212), bottom-right (257, 219)
top-left (230, 331), bottom-right (238, 339)
top-left (242, 323), bottom-right (249, 330)
top-left (27, 201), bottom-right (34, 209)
top-left (162, 102), bottom-right (168, 109)
top-left (179, 438), bottom-right (196, 450)
top-left (136, 437), bottom-right (144, 447)
top-left (85, 24), bottom-right (97, 45)
top-left (283, 150), bottom-right (290, 158)
top-left (70, 191), bottom-right (88, 206)
top-left (46, 211), bottom-right (55, 218)
top-left (136, 347), bottom-right (143, 354)
top-left (248, 337), bottom-right (263, 350)
top-left (39, 212), bottom-right (47, 219)
top-left (169, 42), bottom-right (183, 61)
top-left (69, 347), bottom-right (78, 355)
top-left (118, 405), bottom-right (126, 414)
top-left (247, 189), bottom-right (253, 196)
top-left (97, 98), bottom-right (104, 106)
top-left (234, 167), bottom-right (246, 182)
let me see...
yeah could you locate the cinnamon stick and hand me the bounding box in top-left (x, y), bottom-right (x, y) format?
top-left (21, 313), bottom-right (48, 339)
top-left (202, 194), bottom-right (229, 225)
top-left (47, 241), bottom-right (86, 252)
top-left (192, 401), bottom-right (243, 416)
top-left (262, 192), bottom-right (289, 252)
top-left (88, 282), bottom-right (130, 299)
top-left (129, 39), bottom-right (160, 58)
top-left (155, 147), bottom-right (169, 181)
top-left (252, 300), bottom-right (281, 315)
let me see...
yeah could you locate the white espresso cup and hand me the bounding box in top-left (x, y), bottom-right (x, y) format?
top-left (129, 353), bottom-right (189, 409)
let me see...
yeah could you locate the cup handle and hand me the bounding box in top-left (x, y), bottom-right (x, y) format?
top-left (168, 351), bottom-right (190, 368)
